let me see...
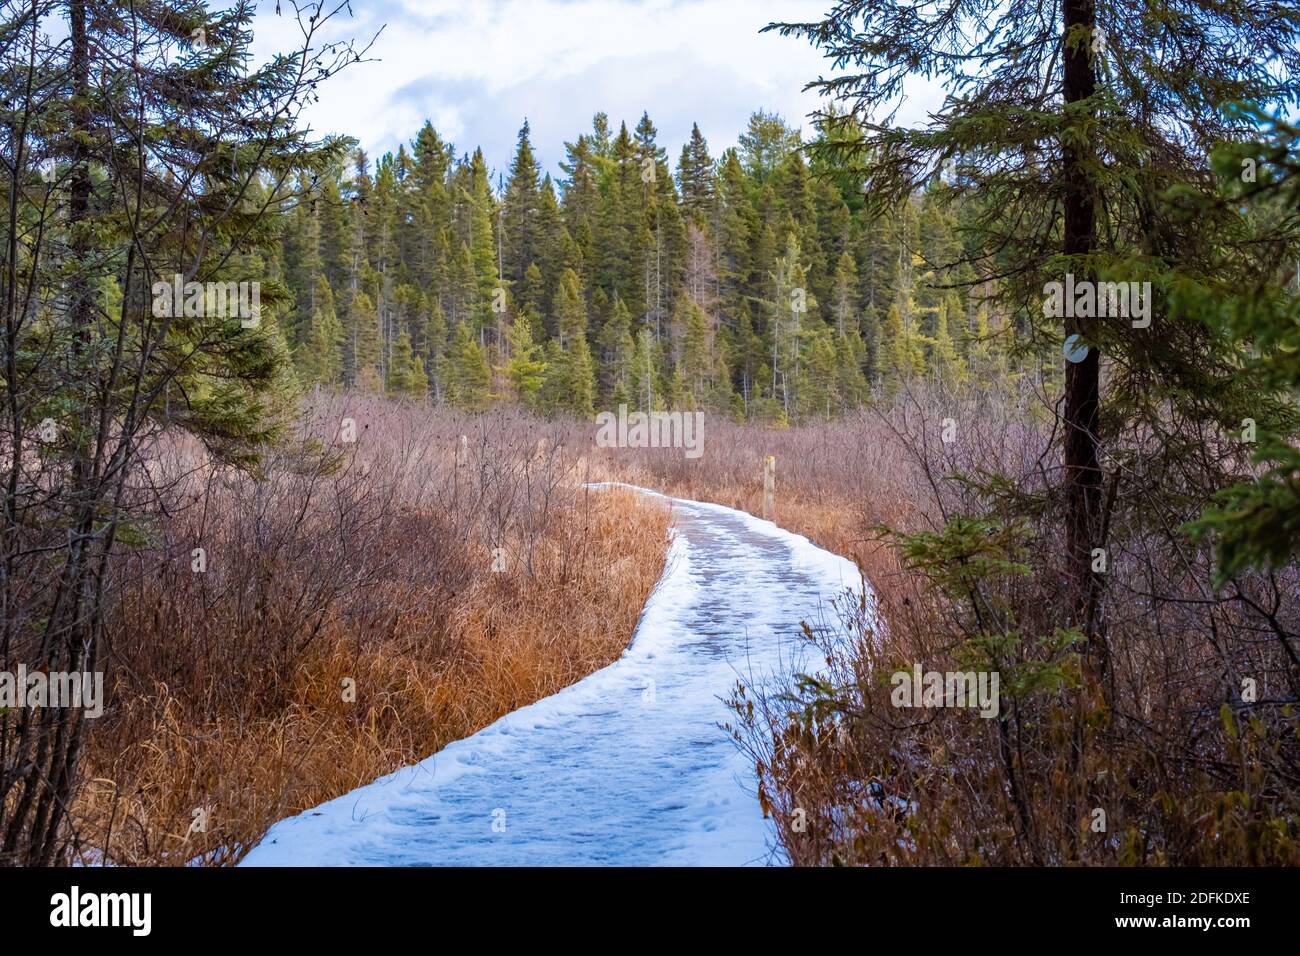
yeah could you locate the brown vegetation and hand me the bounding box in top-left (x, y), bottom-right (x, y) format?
top-left (594, 380), bottom-right (1300, 865)
top-left (71, 397), bottom-right (668, 865)
top-left (49, 378), bottom-right (1300, 866)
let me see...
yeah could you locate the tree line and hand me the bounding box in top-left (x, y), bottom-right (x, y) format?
top-left (277, 110), bottom-right (1015, 420)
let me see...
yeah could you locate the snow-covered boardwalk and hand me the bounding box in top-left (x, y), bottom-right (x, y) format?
top-left (241, 488), bottom-right (862, 866)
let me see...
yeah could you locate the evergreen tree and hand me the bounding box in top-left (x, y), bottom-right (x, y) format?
top-left (927, 295), bottom-right (966, 386)
top-left (738, 110), bottom-right (800, 186)
top-left (504, 318), bottom-right (547, 410)
top-left (544, 269), bottom-right (596, 415)
top-left (447, 322), bottom-right (492, 410)
top-left (829, 250), bottom-right (860, 338)
top-left (282, 173), bottom-right (322, 346)
top-left (628, 326), bottom-right (663, 412)
top-left (426, 299), bottom-right (449, 401)
top-left (882, 300), bottom-right (925, 388)
top-left (677, 123), bottom-right (714, 218)
top-left (502, 121), bottom-right (542, 284)
top-left (386, 329), bottom-right (427, 397)
top-left (272, 106), bottom-right (1054, 421)
top-left (299, 275), bottom-right (344, 385)
top-left (0, 0), bottom-right (362, 861)
top-left (597, 296), bottom-right (636, 405)
top-left (347, 290), bottom-right (383, 391)
top-left (771, 0), bottom-right (1300, 651)
top-left (798, 325), bottom-right (839, 420)
top-left (834, 325), bottom-right (870, 412)
top-left (676, 296), bottom-right (713, 407)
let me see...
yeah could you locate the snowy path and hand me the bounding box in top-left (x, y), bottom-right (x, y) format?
top-left (241, 487), bottom-right (863, 866)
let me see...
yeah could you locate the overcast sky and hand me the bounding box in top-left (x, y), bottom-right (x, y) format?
top-left (251, 0), bottom-right (944, 181)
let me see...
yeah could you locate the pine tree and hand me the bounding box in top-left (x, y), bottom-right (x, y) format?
top-left (386, 329), bottom-right (427, 397)
top-left (677, 123), bottom-right (714, 218)
top-left (298, 275), bottom-right (344, 385)
top-left (447, 322), bottom-right (492, 410)
top-left (597, 295), bottom-right (636, 405)
top-left (504, 318), bottom-right (547, 410)
top-left (347, 290), bottom-right (382, 391)
top-left (629, 326), bottom-right (662, 412)
top-left (545, 268), bottom-right (596, 415)
top-left (502, 121), bottom-right (542, 284)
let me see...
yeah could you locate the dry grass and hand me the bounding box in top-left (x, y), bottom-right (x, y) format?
top-left (585, 407), bottom-right (928, 612)
top-left (69, 399), bottom-right (668, 865)
top-left (62, 381), bottom-right (1299, 867)
top-left (592, 382), bottom-right (1300, 866)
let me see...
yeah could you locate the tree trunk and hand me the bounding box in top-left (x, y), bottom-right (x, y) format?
top-left (1061, 0), bottom-right (1103, 662)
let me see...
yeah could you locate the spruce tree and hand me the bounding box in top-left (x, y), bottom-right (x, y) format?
top-left (447, 322), bottom-right (492, 410)
top-left (299, 275), bottom-right (344, 386)
top-left (597, 296), bottom-right (637, 405)
top-left (504, 318), bottom-right (547, 410)
top-left (502, 121), bottom-right (542, 284)
top-left (347, 290), bottom-right (383, 392)
top-left (0, 0), bottom-right (364, 863)
top-left (386, 330), bottom-right (427, 397)
top-left (629, 327), bottom-right (662, 412)
top-left (769, 0), bottom-right (1300, 660)
top-left (546, 269), bottom-right (596, 415)
top-left (677, 123), bottom-right (714, 218)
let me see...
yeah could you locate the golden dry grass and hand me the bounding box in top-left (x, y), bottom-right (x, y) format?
top-left (69, 414), bottom-right (668, 865)
top-left (594, 398), bottom-right (1300, 866)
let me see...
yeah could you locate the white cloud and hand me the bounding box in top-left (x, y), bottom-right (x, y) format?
top-left (252, 0), bottom-right (946, 177)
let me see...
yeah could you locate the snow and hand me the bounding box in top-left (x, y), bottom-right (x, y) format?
top-left (240, 485), bottom-right (868, 866)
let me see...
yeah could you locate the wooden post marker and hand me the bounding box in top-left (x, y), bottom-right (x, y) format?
top-left (762, 455), bottom-right (775, 519)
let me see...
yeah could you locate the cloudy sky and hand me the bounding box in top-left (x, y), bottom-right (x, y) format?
top-left (251, 0), bottom-right (947, 181)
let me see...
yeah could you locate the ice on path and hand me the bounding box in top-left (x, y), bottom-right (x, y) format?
top-left (241, 487), bottom-right (866, 866)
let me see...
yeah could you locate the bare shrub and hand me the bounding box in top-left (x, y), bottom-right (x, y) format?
top-left (68, 397), bottom-right (667, 865)
top-left (619, 377), bottom-right (1300, 865)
